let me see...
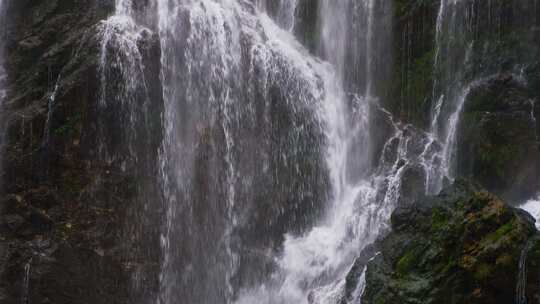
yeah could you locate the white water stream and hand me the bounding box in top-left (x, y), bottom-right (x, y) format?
top-left (521, 195), bottom-right (540, 229)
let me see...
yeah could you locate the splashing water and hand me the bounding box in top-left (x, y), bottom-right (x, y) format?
top-left (234, 1), bottom-right (441, 303)
top-left (521, 195), bottom-right (540, 230)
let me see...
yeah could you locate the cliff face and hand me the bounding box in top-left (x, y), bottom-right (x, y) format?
top-left (0, 1), bottom-right (162, 303)
top-left (458, 74), bottom-right (540, 203)
top-left (389, 0), bottom-right (540, 202)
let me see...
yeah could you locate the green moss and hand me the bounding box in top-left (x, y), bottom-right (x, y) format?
top-left (473, 263), bottom-right (493, 281)
top-left (392, 47), bottom-right (435, 125)
top-left (529, 239), bottom-right (540, 267)
top-left (495, 254), bottom-right (514, 267)
top-left (375, 297), bottom-right (388, 304)
top-left (397, 247), bottom-right (422, 275)
top-left (431, 208), bottom-right (449, 231)
top-left (456, 200), bottom-right (467, 211)
top-left (441, 260), bottom-right (456, 274)
top-left (364, 181), bottom-right (539, 303)
top-left (478, 143), bottom-right (517, 179)
top-left (493, 220), bottom-right (514, 239)
top-left (480, 219), bottom-right (515, 247)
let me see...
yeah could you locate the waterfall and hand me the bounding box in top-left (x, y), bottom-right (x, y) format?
top-left (516, 239), bottom-right (534, 304)
top-left (425, 0), bottom-right (539, 195)
top-left (350, 267), bottom-right (367, 303)
top-left (97, 1), bottom-right (162, 301)
top-left (0, 0), bottom-right (537, 302)
top-left (86, 0), bottom-right (538, 303)
top-left (234, 1), bottom-right (436, 303)
top-left (521, 195), bottom-right (540, 229)
top-left (157, 1), bottom-right (327, 303)
top-left (21, 258), bottom-right (32, 304)
top-left (424, 0), bottom-right (476, 194)
top-left (257, 0), bottom-right (299, 31)
top-left (41, 77), bottom-right (61, 149)
top-left (98, 0), bottom-right (151, 161)
top-left (152, 0), bottom-right (441, 303)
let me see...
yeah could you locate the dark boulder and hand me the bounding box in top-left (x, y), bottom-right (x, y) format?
top-left (457, 73), bottom-right (540, 203)
top-left (359, 180), bottom-right (540, 304)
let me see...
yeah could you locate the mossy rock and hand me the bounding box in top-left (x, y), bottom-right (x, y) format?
top-left (457, 74), bottom-right (540, 203)
top-left (360, 181), bottom-right (540, 304)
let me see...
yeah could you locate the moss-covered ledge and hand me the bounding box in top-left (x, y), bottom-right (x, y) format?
top-left (359, 180), bottom-right (540, 304)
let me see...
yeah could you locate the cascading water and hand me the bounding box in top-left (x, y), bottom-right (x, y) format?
top-left (153, 0), bottom-right (445, 303)
top-left (234, 1), bottom-right (440, 303)
top-left (157, 1), bottom-right (328, 303)
top-left (425, 0), bottom-right (540, 197)
top-left (516, 239), bottom-right (534, 304)
top-left (38, 74), bottom-right (62, 178)
top-left (97, 1), bottom-right (163, 301)
top-left (258, 0), bottom-right (298, 31)
top-left (521, 195), bottom-right (540, 229)
top-left (423, 0), bottom-right (477, 194)
top-left (89, 0), bottom-right (540, 303)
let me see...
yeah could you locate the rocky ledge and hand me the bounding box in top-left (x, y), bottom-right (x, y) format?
top-left (351, 181), bottom-right (540, 304)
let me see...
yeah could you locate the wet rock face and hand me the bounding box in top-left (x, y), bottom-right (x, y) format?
top-left (389, 0), bottom-right (540, 123)
top-left (2, 242), bottom-right (129, 304)
top-left (0, 1), bottom-right (162, 303)
top-left (389, 0), bottom-right (540, 201)
top-left (360, 181), bottom-right (540, 304)
top-left (524, 235), bottom-right (540, 303)
top-left (398, 163), bottom-right (426, 206)
top-left (2, 0), bottom-right (114, 191)
top-left (457, 74), bottom-right (540, 203)
top-left (390, 0), bottom-right (439, 126)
